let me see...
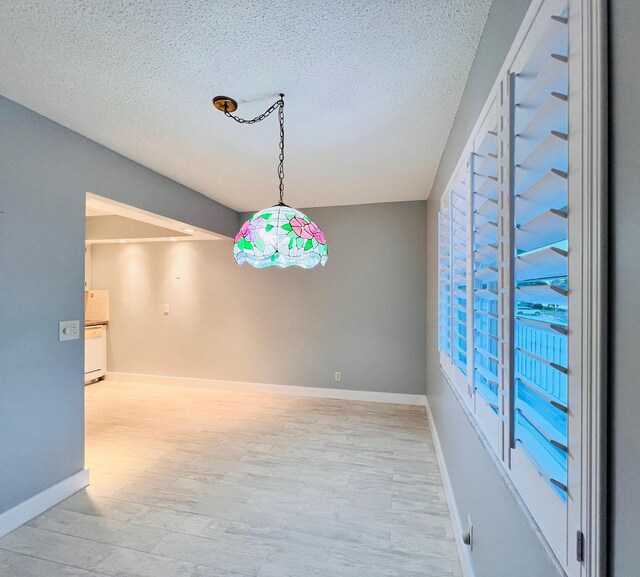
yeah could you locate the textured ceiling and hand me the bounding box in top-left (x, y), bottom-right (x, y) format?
top-left (0, 0), bottom-right (491, 211)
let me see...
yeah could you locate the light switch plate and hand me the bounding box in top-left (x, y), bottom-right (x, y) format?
top-left (59, 320), bottom-right (80, 341)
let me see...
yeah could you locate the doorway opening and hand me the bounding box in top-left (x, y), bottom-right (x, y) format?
top-left (83, 192), bottom-right (223, 489)
top-left (84, 192), bottom-right (222, 384)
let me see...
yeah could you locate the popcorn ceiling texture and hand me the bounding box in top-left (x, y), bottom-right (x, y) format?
top-left (0, 0), bottom-right (491, 211)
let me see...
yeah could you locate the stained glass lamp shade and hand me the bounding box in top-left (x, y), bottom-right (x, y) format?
top-left (234, 205), bottom-right (328, 269)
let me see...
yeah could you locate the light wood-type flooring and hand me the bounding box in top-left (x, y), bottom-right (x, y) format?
top-left (0, 380), bottom-right (462, 576)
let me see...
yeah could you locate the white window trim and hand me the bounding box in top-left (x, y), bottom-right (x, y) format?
top-left (436, 1), bottom-right (606, 575)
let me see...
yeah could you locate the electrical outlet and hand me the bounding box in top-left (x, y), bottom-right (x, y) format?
top-left (334, 371), bottom-right (342, 382)
top-left (462, 515), bottom-right (474, 550)
top-left (59, 320), bottom-right (80, 341)
top-left (163, 304), bottom-right (170, 315)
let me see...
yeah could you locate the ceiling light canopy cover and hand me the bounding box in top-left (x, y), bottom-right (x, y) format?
top-left (234, 205), bottom-right (328, 269)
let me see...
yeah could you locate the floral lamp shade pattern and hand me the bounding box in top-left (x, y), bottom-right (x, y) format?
top-left (234, 205), bottom-right (328, 269)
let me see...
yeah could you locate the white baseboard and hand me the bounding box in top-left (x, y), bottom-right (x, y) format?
top-left (0, 469), bottom-right (90, 538)
top-left (425, 399), bottom-right (475, 577)
top-left (106, 372), bottom-right (426, 406)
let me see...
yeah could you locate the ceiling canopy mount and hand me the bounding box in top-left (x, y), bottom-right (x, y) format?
top-left (212, 96), bottom-right (238, 113)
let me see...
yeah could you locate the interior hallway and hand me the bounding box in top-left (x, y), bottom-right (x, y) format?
top-left (0, 380), bottom-right (461, 577)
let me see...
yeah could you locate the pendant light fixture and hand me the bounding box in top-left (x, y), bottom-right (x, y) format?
top-left (212, 94), bottom-right (328, 269)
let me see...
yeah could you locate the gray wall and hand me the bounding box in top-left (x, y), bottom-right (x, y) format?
top-left (608, 2), bottom-right (640, 575)
top-left (0, 95), bottom-right (238, 515)
top-left (91, 202), bottom-right (427, 395)
top-left (425, 1), bottom-right (565, 576)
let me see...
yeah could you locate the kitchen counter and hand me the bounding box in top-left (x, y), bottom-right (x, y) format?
top-left (85, 320), bottom-right (108, 327)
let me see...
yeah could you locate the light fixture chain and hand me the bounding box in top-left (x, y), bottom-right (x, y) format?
top-left (223, 99), bottom-right (280, 125)
top-left (278, 99), bottom-right (285, 205)
top-left (223, 95), bottom-right (286, 205)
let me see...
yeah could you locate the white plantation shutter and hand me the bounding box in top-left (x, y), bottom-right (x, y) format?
top-left (509, 0), bottom-right (572, 560)
top-left (471, 102), bottom-right (503, 455)
top-left (434, 1), bottom-right (601, 574)
top-left (451, 174), bottom-right (469, 380)
top-left (438, 191), bottom-right (452, 361)
top-left (449, 164), bottom-right (474, 403)
top-left (438, 165), bottom-right (472, 401)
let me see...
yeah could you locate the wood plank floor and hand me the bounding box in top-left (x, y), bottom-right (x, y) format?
top-left (0, 380), bottom-right (462, 577)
